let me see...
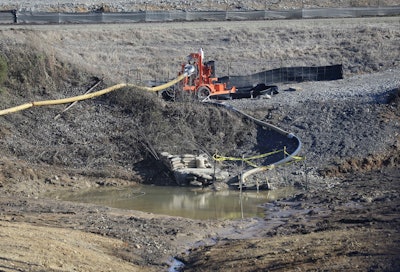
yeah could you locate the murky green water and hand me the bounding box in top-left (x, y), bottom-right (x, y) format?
top-left (51, 185), bottom-right (296, 220)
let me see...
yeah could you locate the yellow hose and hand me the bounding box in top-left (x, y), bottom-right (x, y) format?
top-left (147, 74), bottom-right (186, 92)
top-left (0, 103), bottom-right (34, 115)
top-left (0, 74), bottom-right (187, 116)
top-left (33, 83), bottom-right (128, 106)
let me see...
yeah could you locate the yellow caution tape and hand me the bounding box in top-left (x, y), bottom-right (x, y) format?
top-left (213, 149), bottom-right (284, 168)
top-left (213, 148), bottom-right (304, 168)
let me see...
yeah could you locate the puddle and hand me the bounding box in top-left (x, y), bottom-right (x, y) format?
top-left (49, 185), bottom-right (296, 220)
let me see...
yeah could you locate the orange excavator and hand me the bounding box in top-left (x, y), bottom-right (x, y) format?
top-left (162, 49), bottom-right (236, 100)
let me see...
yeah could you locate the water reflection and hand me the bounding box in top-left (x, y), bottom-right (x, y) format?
top-left (52, 185), bottom-right (296, 220)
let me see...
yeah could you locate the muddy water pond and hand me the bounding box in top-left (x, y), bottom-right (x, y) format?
top-left (51, 185), bottom-right (296, 220)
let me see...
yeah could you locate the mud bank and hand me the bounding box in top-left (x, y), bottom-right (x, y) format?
top-left (1, 168), bottom-right (399, 271)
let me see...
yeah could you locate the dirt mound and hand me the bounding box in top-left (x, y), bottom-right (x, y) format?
top-left (0, 221), bottom-right (145, 271)
top-left (0, 45), bottom-right (261, 187)
top-left (319, 87), bottom-right (400, 176)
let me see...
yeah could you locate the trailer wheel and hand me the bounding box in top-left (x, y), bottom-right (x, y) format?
top-left (196, 86), bottom-right (211, 100)
top-left (162, 87), bottom-right (177, 101)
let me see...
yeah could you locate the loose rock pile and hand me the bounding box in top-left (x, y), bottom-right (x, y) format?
top-left (160, 152), bottom-right (229, 186)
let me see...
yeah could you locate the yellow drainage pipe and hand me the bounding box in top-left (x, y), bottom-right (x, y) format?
top-left (148, 73), bottom-right (186, 92)
top-left (33, 83), bottom-right (128, 106)
top-left (0, 73), bottom-right (187, 116)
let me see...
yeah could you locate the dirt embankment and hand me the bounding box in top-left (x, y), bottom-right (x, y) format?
top-left (180, 167), bottom-right (400, 271)
top-left (1, 168), bottom-right (398, 271)
top-left (0, 17), bottom-right (399, 271)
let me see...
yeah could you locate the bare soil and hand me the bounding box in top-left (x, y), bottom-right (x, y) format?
top-left (180, 168), bottom-right (400, 271)
top-left (0, 17), bottom-right (399, 271)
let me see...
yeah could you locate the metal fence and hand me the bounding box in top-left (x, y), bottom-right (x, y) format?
top-left (0, 7), bottom-right (399, 24)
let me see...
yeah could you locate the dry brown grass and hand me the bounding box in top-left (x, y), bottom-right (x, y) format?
top-left (1, 16), bottom-right (397, 86)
